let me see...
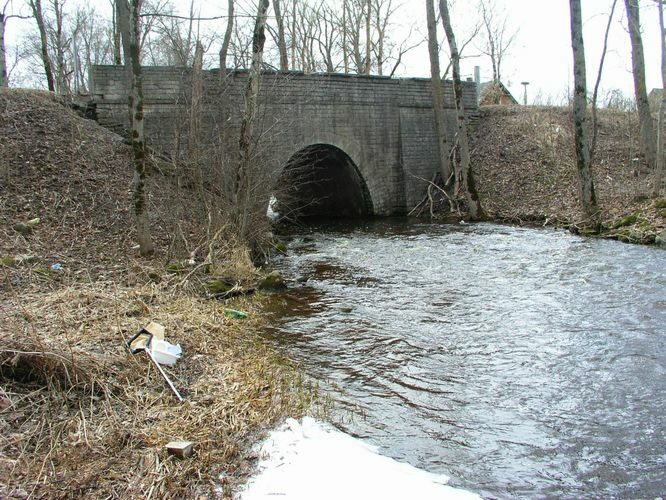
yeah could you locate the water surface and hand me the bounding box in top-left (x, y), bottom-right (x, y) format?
top-left (262, 220), bottom-right (666, 498)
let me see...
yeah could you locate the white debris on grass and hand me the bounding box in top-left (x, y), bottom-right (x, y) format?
top-left (238, 417), bottom-right (480, 500)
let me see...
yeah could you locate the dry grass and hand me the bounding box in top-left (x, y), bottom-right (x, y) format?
top-left (1, 280), bottom-right (318, 498)
top-left (471, 106), bottom-right (660, 223)
top-left (0, 88), bottom-right (319, 498)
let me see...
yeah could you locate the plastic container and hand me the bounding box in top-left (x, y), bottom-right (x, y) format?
top-left (150, 338), bottom-right (182, 365)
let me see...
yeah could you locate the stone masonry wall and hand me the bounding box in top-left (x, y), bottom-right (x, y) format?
top-left (91, 66), bottom-right (478, 215)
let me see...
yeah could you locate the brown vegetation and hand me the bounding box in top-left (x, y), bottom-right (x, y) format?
top-left (471, 105), bottom-right (665, 243)
top-left (1, 89), bottom-right (315, 498)
top-left (1, 285), bottom-right (316, 498)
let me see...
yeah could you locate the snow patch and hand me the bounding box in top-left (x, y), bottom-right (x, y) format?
top-left (238, 417), bottom-right (480, 500)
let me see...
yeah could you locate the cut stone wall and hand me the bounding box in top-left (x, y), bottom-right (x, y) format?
top-left (91, 66), bottom-right (478, 215)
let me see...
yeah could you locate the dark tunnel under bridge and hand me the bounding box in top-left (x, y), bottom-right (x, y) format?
top-left (272, 144), bottom-right (374, 220)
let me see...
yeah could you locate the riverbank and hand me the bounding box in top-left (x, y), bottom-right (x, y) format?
top-left (0, 89), bottom-right (315, 497)
top-left (1, 283), bottom-right (318, 497)
top-left (471, 106), bottom-right (666, 245)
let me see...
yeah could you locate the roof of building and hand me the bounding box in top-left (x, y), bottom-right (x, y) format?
top-left (478, 80), bottom-right (519, 105)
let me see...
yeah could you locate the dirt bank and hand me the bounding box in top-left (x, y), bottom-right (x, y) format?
top-left (1, 89), bottom-right (314, 498)
top-left (471, 105), bottom-right (665, 244)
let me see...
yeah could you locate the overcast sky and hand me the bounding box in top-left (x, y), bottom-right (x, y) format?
top-left (4, 0), bottom-right (663, 104)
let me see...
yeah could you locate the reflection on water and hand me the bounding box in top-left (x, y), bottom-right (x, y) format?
top-left (262, 219), bottom-right (666, 498)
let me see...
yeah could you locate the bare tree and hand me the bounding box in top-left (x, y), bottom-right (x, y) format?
top-left (50, 0), bottom-right (71, 96)
top-left (110, 0), bottom-right (121, 63)
top-left (624, 0), bottom-right (657, 169)
top-left (655, 0), bottom-right (665, 195)
top-left (312, 3), bottom-right (339, 72)
top-left (119, 0), bottom-right (154, 255)
top-left (569, 0), bottom-right (600, 225)
top-left (590, 0), bottom-right (618, 163)
top-left (478, 0), bottom-right (517, 83)
top-left (137, 0), bottom-right (199, 66)
top-left (341, 0), bottom-right (348, 72)
top-left (387, 28), bottom-right (422, 77)
top-left (425, 0), bottom-right (452, 185)
top-left (219, 0), bottom-right (233, 74)
top-left (1, 1), bottom-right (30, 87)
top-left (1, 2), bottom-right (11, 86)
top-left (73, 6), bottom-right (115, 93)
top-left (370, 0), bottom-right (398, 76)
top-left (28, 0), bottom-right (55, 91)
top-left (439, 0), bottom-right (483, 219)
top-left (236, 0), bottom-right (269, 240)
top-left (346, 0), bottom-right (366, 72)
top-left (229, 14), bottom-right (252, 69)
top-left (289, 0), bottom-right (296, 69)
top-left (0, 6), bottom-right (9, 87)
top-left (274, 0), bottom-right (288, 70)
top-left (364, 0), bottom-right (370, 73)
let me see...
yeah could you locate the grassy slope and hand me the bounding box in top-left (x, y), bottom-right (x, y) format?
top-left (0, 89), bottom-right (313, 498)
top-left (471, 105), bottom-right (665, 243)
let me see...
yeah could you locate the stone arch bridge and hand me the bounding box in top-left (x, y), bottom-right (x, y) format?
top-left (91, 66), bottom-right (478, 216)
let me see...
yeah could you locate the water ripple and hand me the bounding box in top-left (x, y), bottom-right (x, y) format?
top-left (264, 221), bottom-right (666, 498)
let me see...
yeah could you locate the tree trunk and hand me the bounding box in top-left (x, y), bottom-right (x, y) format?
top-left (364, 0), bottom-right (371, 74)
top-left (425, 0), bottom-right (452, 186)
top-left (190, 41), bottom-right (207, 205)
top-left (290, 0), bottom-right (296, 70)
top-left (590, 0), bottom-right (618, 164)
top-left (624, 0), bottom-right (657, 169)
top-left (127, 0), bottom-right (154, 255)
top-left (342, 0), bottom-right (349, 73)
top-left (52, 0), bottom-right (70, 96)
top-left (116, 0), bottom-right (130, 65)
top-left (274, 0), bottom-right (288, 70)
top-left (439, 0), bottom-right (484, 220)
top-left (190, 41), bottom-right (203, 158)
top-left (219, 0), bottom-right (234, 77)
top-left (655, 0), bottom-right (665, 196)
top-left (29, 0), bottom-right (55, 92)
top-left (236, 0), bottom-right (269, 240)
top-left (481, 2), bottom-right (498, 82)
top-left (112, 1), bottom-right (122, 65)
top-left (0, 12), bottom-right (7, 87)
top-left (569, 0), bottom-right (600, 226)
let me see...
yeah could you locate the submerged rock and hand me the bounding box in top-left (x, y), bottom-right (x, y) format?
top-left (205, 278), bottom-right (235, 295)
top-left (656, 230), bottom-right (666, 248)
top-left (257, 271), bottom-right (287, 291)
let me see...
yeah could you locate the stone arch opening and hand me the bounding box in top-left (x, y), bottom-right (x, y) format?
top-left (273, 144), bottom-right (374, 219)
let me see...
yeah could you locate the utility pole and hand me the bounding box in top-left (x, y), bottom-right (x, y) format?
top-left (521, 81), bottom-right (530, 105)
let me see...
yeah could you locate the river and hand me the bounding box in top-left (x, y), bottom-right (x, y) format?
top-left (261, 219), bottom-right (666, 498)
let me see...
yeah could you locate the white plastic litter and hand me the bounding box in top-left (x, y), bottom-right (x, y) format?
top-left (149, 338), bottom-right (182, 365)
top-left (238, 417), bottom-right (480, 500)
